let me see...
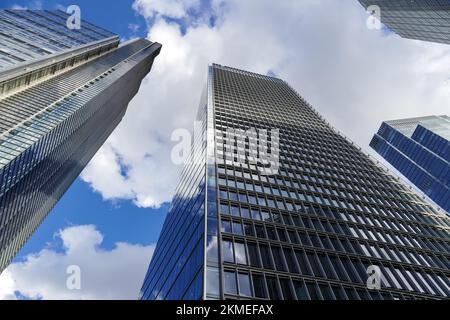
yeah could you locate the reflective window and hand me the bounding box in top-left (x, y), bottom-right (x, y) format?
top-left (238, 273), bottom-right (252, 297)
top-left (224, 271), bottom-right (237, 295)
top-left (222, 240), bottom-right (235, 263)
top-left (234, 242), bottom-right (247, 265)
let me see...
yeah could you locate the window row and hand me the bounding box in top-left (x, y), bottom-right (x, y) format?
top-left (220, 217), bottom-right (448, 269)
top-left (221, 238), bottom-right (450, 297)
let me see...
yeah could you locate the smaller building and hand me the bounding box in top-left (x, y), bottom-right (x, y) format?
top-left (358, 0), bottom-right (450, 45)
top-left (370, 115), bottom-right (450, 214)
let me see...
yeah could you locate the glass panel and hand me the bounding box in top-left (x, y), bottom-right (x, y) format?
top-left (271, 246), bottom-right (287, 271)
top-left (280, 278), bottom-right (295, 299)
top-left (259, 243), bottom-right (274, 269)
top-left (206, 267), bottom-right (220, 297)
top-left (221, 220), bottom-right (232, 233)
top-left (305, 281), bottom-right (321, 300)
top-left (244, 223), bottom-right (255, 236)
top-left (232, 222), bottom-right (243, 235)
top-left (293, 279), bottom-right (309, 300)
top-left (238, 273), bottom-right (252, 297)
top-left (318, 283), bottom-right (334, 300)
top-left (222, 240), bottom-right (235, 263)
top-left (247, 242), bottom-right (261, 268)
top-left (252, 274), bottom-right (267, 298)
top-left (266, 276), bottom-right (281, 300)
top-left (224, 270), bottom-right (237, 295)
top-left (234, 241), bottom-right (248, 265)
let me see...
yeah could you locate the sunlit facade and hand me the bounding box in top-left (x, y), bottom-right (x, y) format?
top-left (0, 10), bottom-right (161, 273)
top-left (140, 65), bottom-right (450, 300)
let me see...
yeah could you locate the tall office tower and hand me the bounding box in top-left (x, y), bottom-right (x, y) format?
top-left (358, 0), bottom-right (450, 45)
top-left (0, 10), bottom-right (161, 273)
top-left (370, 116), bottom-right (450, 214)
top-left (141, 65), bottom-right (450, 300)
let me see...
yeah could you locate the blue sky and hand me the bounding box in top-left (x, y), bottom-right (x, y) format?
top-left (0, 0), bottom-right (167, 260)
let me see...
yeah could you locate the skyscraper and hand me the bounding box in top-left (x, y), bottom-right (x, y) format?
top-left (358, 0), bottom-right (450, 45)
top-left (140, 64), bottom-right (450, 300)
top-left (0, 10), bottom-right (161, 273)
top-left (370, 116), bottom-right (449, 214)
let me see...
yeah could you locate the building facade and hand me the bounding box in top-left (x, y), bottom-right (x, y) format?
top-left (370, 116), bottom-right (449, 214)
top-left (0, 10), bottom-right (161, 273)
top-left (358, 0), bottom-right (450, 45)
top-left (140, 65), bottom-right (450, 300)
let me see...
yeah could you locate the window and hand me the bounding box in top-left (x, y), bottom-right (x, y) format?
top-left (261, 210), bottom-right (271, 222)
top-left (221, 220), bottom-right (232, 233)
top-left (283, 248), bottom-right (299, 273)
top-left (244, 223), bottom-right (255, 236)
top-left (318, 283), bottom-right (334, 300)
top-left (251, 209), bottom-right (262, 221)
top-left (298, 231), bottom-right (311, 246)
top-left (295, 250), bottom-right (313, 276)
top-left (222, 240), bottom-right (235, 263)
top-left (329, 255), bottom-right (349, 281)
top-left (259, 243), bottom-right (274, 269)
top-left (279, 278), bottom-right (295, 299)
top-left (305, 281), bottom-right (321, 300)
top-left (230, 205), bottom-right (240, 216)
top-left (266, 276), bottom-right (281, 300)
top-left (240, 206), bottom-right (250, 218)
top-left (306, 252), bottom-right (324, 278)
top-left (277, 228), bottom-right (288, 242)
top-left (206, 267), bottom-right (220, 296)
top-left (232, 222), bottom-right (243, 235)
top-left (255, 224), bottom-right (266, 238)
top-left (318, 254), bottom-right (337, 279)
top-left (220, 204), bottom-right (229, 214)
top-left (229, 191), bottom-right (238, 201)
top-left (266, 226), bottom-right (278, 240)
top-left (288, 230), bottom-right (299, 244)
top-left (331, 285), bottom-right (346, 300)
top-left (224, 270), bottom-right (237, 295)
top-left (234, 242), bottom-right (248, 265)
top-left (252, 274), bottom-right (267, 298)
top-left (272, 246), bottom-right (287, 272)
top-left (238, 273), bottom-right (252, 297)
top-left (247, 242), bottom-right (261, 268)
top-left (293, 279), bottom-right (309, 300)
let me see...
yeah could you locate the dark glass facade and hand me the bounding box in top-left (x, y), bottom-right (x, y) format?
top-left (358, 0), bottom-right (450, 45)
top-left (370, 116), bottom-right (449, 214)
top-left (0, 10), bottom-right (161, 274)
top-left (141, 64), bottom-right (450, 300)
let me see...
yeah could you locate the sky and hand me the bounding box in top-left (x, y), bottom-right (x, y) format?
top-left (0, 0), bottom-right (449, 299)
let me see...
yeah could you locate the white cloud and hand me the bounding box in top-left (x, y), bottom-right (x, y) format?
top-left (132, 0), bottom-right (200, 19)
top-left (81, 0), bottom-right (450, 208)
top-left (0, 225), bottom-right (155, 300)
top-left (128, 23), bottom-right (141, 34)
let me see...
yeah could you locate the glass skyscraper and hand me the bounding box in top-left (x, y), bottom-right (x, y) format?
top-left (0, 10), bottom-right (161, 273)
top-left (370, 116), bottom-right (449, 214)
top-left (140, 64), bottom-right (450, 300)
top-left (358, 0), bottom-right (450, 45)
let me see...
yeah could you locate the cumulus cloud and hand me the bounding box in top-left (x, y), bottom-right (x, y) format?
top-left (0, 225), bottom-right (155, 300)
top-left (81, 0), bottom-right (450, 208)
top-left (132, 0), bottom-right (201, 19)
